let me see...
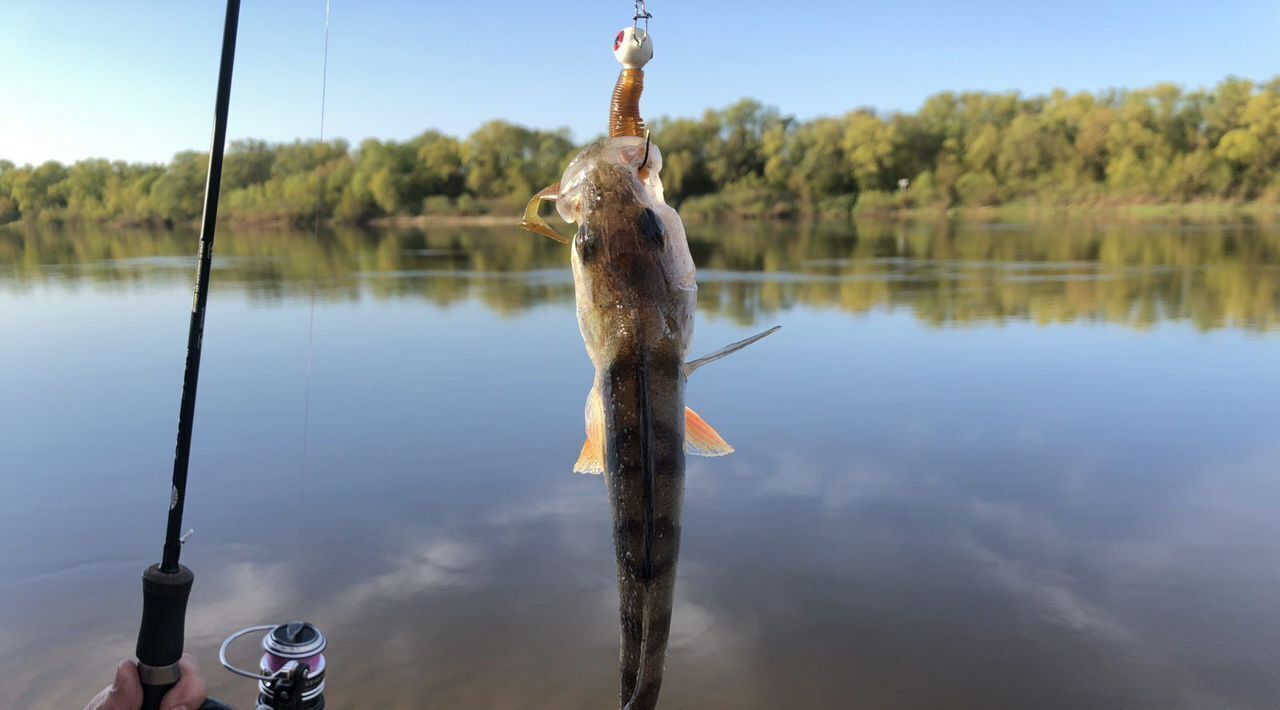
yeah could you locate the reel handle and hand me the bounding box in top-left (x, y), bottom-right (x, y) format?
top-left (136, 564), bottom-right (194, 710)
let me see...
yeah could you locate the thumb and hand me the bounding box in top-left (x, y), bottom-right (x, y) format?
top-left (158, 653), bottom-right (208, 710)
top-left (112, 660), bottom-right (144, 708)
top-left (84, 660), bottom-right (143, 710)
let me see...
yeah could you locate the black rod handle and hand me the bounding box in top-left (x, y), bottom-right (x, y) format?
top-left (136, 564), bottom-right (194, 710)
top-left (141, 684), bottom-right (175, 710)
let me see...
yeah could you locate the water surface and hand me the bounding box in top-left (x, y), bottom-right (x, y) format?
top-left (2, 220), bottom-right (1279, 709)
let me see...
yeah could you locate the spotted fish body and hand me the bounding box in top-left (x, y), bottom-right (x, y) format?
top-left (556, 138), bottom-right (694, 710)
top-left (514, 24), bottom-right (779, 710)
top-left (524, 136), bottom-right (776, 709)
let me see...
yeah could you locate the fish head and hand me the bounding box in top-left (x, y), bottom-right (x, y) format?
top-left (556, 137), bottom-right (696, 369)
top-left (555, 137), bottom-right (666, 222)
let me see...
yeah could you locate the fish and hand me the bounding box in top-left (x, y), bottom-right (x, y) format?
top-left (521, 135), bottom-right (778, 709)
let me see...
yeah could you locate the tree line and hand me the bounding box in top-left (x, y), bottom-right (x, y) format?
top-left (2, 76), bottom-right (1279, 226)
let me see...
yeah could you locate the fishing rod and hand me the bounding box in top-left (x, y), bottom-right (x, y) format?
top-left (133, 0), bottom-right (241, 705)
top-left (133, 2), bottom-right (334, 708)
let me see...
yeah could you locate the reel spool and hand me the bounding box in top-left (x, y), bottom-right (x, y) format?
top-left (220, 621), bottom-right (328, 710)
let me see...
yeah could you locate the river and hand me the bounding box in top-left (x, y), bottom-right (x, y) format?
top-left (2, 219), bottom-right (1278, 708)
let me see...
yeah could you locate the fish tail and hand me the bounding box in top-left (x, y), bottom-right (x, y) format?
top-left (603, 358), bottom-right (650, 706)
top-left (602, 347), bottom-right (685, 710)
top-left (616, 571), bottom-right (645, 705)
top-left (623, 563), bottom-right (677, 710)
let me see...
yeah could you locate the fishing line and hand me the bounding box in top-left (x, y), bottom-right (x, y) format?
top-left (297, 0), bottom-right (332, 553)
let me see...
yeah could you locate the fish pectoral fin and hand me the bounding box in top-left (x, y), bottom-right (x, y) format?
top-left (685, 406), bottom-right (734, 457)
top-left (574, 386), bottom-right (606, 475)
top-left (684, 325), bottom-right (782, 377)
top-left (573, 437), bottom-right (605, 475)
top-left (576, 405), bottom-right (734, 467)
top-left (519, 183), bottom-right (571, 244)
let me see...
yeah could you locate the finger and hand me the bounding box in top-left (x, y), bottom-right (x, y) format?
top-left (84, 660), bottom-right (142, 710)
top-left (159, 654), bottom-right (208, 710)
top-left (115, 659), bottom-right (144, 707)
top-left (83, 682), bottom-right (113, 710)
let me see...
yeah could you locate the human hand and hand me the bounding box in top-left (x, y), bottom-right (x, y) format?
top-left (84, 654), bottom-right (209, 710)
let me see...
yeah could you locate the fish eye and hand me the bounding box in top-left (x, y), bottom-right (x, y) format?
top-left (639, 208), bottom-right (665, 249)
top-left (576, 224), bottom-right (598, 261)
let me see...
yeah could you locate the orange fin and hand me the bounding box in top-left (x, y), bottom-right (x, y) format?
top-left (573, 387), bottom-right (606, 474)
top-left (520, 183), bottom-right (571, 244)
top-left (685, 406), bottom-right (734, 457)
top-left (574, 437), bottom-right (603, 474)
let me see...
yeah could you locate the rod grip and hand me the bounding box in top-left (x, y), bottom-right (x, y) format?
top-left (141, 683), bottom-right (174, 710)
top-left (137, 564), bottom-right (194, 709)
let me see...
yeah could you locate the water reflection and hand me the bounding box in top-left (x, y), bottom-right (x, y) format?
top-left (2, 220), bottom-right (1280, 709)
top-left (4, 219), bottom-right (1279, 330)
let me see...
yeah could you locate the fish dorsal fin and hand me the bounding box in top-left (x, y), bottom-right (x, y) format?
top-left (684, 325), bottom-right (781, 377)
top-left (573, 386), bottom-right (607, 475)
top-left (684, 406), bottom-right (734, 457)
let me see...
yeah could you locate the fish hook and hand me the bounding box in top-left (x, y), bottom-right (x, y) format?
top-left (639, 129), bottom-right (652, 172)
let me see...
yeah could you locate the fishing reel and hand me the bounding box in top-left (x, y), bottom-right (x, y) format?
top-left (218, 621), bottom-right (328, 710)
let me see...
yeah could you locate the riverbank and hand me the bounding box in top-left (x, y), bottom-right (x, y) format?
top-left (403, 199), bottom-right (1280, 227)
top-left (866, 200), bottom-right (1280, 223)
top-left (6, 198), bottom-right (1280, 233)
top-left (368, 214), bottom-right (520, 228)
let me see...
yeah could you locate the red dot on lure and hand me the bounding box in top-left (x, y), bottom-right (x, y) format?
top-left (615, 31), bottom-right (625, 51)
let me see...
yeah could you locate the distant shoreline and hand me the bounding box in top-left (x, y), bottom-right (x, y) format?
top-left (863, 200), bottom-right (1280, 222)
top-left (6, 199), bottom-right (1280, 232)
top-left (377, 201), bottom-right (1280, 227)
top-left (368, 214), bottom-right (520, 228)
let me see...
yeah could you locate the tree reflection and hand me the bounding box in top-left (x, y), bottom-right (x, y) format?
top-left (3, 220), bottom-right (1278, 331)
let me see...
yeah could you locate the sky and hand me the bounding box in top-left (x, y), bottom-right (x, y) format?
top-left (1, 0), bottom-right (1277, 166)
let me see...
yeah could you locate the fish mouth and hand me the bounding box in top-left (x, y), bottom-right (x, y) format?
top-left (556, 138), bottom-right (665, 227)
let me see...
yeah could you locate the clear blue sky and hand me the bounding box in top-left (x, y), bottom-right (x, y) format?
top-left (1, 0), bottom-right (1276, 166)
